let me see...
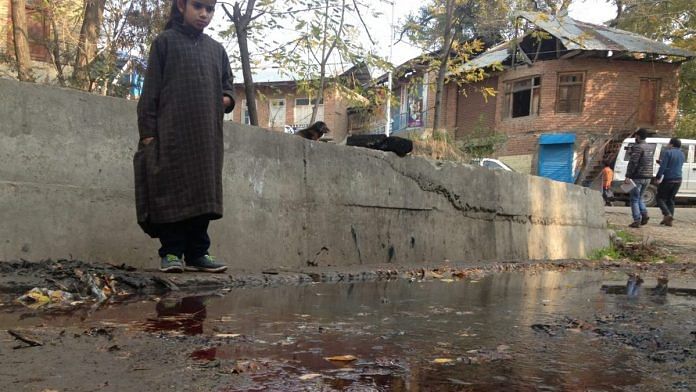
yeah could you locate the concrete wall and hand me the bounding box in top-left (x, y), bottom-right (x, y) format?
top-left (0, 79), bottom-right (609, 269)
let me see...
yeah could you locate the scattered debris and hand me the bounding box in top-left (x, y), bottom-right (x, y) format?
top-left (325, 355), bottom-right (358, 363)
top-left (299, 373), bottom-right (322, 381)
top-left (8, 329), bottom-right (43, 348)
top-left (16, 287), bottom-right (76, 308)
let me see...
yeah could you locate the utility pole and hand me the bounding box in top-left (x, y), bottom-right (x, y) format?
top-left (382, 0), bottom-right (394, 136)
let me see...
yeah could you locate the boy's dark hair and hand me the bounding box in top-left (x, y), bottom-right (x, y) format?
top-left (603, 160), bottom-right (612, 167)
top-left (635, 128), bottom-right (648, 140)
top-left (165, 0), bottom-right (184, 30)
top-left (670, 137), bottom-right (681, 148)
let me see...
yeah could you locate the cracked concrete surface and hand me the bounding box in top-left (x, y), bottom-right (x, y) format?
top-left (0, 79), bottom-right (608, 269)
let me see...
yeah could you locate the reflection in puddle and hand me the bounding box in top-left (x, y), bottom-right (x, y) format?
top-left (4, 270), bottom-right (696, 390)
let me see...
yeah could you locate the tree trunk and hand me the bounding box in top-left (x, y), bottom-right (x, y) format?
top-left (10, 0), bottom-right (34, 81)
top-left (224, 2), bottom-right (258, 126)
top-left (73, 0), bottom-right (106, 90)
top-left (47, 8), bottom-right (66, 86)
top-left (432, 0), bottom-right (455, 133)
top-left (311, 0), bottom-right (344, 124)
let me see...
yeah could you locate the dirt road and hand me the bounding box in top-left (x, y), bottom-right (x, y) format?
top-left (604, 206), bottom-right (696, 263)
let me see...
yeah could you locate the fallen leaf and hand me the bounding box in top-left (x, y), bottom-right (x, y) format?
top-left (299, 373), bottom-right (322, 381)
top-left (325, 355), bottom-right (357, 362)
top-left (440, 279), bottom-right (455, 283)
top-left (433, 358), bottom-right (454, 364)
top-left (215, 334), bottom-right (241, 338)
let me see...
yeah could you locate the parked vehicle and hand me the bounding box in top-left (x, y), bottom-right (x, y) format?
top-left (611, 137), bottom-right (696, 206)
top-left (470, 158), bottom-right (514, 172)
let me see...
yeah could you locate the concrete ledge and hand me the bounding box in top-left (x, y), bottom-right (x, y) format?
top-left (0, 79), bottom-right (608, 269)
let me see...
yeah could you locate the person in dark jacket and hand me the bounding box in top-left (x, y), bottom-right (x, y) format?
top-left (135, 0), bottom-right (234, 273)
top-left (655, 138), bottom-right (685, 226)
top-left (625, 128), bottom-right (654, 228)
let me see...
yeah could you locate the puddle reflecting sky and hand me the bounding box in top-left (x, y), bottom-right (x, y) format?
top-left (3, 270), bottom-right (696, 390)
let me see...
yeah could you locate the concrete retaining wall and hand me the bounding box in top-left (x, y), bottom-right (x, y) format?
top-left (0, 79), bottom-right (609, 269)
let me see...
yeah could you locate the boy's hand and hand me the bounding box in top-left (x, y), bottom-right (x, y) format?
top-left (223, 96), bottom-right (232, 108)
top-left (141, 137), bottom-right (155, 145)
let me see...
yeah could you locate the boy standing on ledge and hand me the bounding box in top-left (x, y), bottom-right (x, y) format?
top-left (134, 0), bottom-right (234, 273)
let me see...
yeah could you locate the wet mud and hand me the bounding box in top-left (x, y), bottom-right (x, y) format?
top-left (1, 263), bottom-right (695, 391)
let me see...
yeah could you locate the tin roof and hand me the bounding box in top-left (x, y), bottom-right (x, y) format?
top-left (515, 11), bottom-right (695, 59)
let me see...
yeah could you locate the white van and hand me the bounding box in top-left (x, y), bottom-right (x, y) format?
top-left (612, 137), bottom-right (696, 206)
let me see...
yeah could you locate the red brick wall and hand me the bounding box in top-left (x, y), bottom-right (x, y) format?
top-left (455, 58), bottom-right (681, 156)
top-left (455, 76), bottom-right (498, 138)
top-left (500, 59), bottom-right (679, 155)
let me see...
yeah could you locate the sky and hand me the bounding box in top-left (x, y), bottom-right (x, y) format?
top-left (211, 0), bottom-right (618, 77)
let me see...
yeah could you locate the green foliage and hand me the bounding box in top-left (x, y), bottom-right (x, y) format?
top-left (590, 246), bottom-right (622, 260)
top-left (458, 114), bottom-right (506, 158)
top-left (675, 113), bottom-right (696, 139)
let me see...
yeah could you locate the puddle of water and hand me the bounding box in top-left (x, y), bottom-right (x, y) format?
top-left (2, 270), bottom-right (696, 390)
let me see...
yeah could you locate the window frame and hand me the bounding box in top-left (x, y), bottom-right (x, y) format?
top-left (268, 98), bottom-right (286, 128)
top-left (503, 75), bottom-right (542, 119)
top-left (555, 71), bottom-right (585, 114)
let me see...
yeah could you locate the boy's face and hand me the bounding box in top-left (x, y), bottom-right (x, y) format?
top-left (178, 0), bottom-right (216, 30)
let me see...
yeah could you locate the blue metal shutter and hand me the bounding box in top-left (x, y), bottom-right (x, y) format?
top-left (538, 133), bottom-right (576, 183)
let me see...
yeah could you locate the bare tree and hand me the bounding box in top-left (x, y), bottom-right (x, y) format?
top-left (432, 0), bottom-right (455, 134)
top-left (222, 1), bottom-right (261, 126)
top-left (74, 0), bottom-right (107, 89)
top-left (10, 0), bottom-right (34, 81)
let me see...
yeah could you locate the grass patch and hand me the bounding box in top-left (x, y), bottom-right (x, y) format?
top-left (592, 228), bottom-right (673, 263)
top-left (590, 246), bottom-right (622, 260)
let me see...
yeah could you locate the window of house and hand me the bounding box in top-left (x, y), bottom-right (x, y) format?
top-left (269, 99), bottom-right (286, 128)
top-left (638, 78), bottom-right (660, 126)
top-left (241, 100), bottom-right (256, 125)
top-left (556, 73), bottom-right (584, 113)
top-left (294, 97), bottom-right (324, 126)
top-left (503, 76), bottom-right (541, 118)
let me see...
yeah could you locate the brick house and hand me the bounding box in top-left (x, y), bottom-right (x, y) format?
top-left (358, 11), bottom-right (693, 179)
top-left (453, 11), bottom-right (695, 177)
top-left (228, 64), bottom-right (370, 142)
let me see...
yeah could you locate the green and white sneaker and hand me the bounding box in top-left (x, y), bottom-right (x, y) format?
top-left (185, 255), bottom-right (227, 273)
top-left (160, 254), bottom-right (184, 273)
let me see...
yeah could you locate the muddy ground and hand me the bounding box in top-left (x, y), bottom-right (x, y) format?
top-left (606, 206), bottom-right (696, 263)
top-left (1, 259), bottom-right (695, 391)
top-left (1, 205), bottom-right (695, 391)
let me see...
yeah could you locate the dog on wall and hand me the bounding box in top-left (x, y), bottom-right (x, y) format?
top-left (294, 121), bottom-right (412, 157)
top-left (295, 121), bottom-right (330, 141)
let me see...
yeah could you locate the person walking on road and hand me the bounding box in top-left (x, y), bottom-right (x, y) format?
top-left (655, 138), bottom-right (685, 227)
top-left (625, 128), bottom-right (653, 228)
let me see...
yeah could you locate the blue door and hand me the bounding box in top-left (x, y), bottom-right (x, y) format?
top-left (538, 133), bottom-right (576, 183)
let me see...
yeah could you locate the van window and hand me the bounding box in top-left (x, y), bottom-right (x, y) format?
top-left (658, 144), bottom-right (690, 162)
top-left (622, 143), bottom-right (657, 161)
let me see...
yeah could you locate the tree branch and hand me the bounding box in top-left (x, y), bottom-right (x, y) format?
top-left (351, 0), bottom-right (374, 45)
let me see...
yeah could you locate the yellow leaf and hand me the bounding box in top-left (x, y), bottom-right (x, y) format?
top-left (299, 373), bottom-right (322, 381)
top-left (440, 279), bottom-right (455, 283)
top-left (433, 358), bottom-right (454, 364)
top-left (215, 333), bottom-right (241, 338)
top-left (325, 355), bottom-right (358, 362)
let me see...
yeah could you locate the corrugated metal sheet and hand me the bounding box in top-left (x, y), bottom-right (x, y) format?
top-left (516, 11), bottom-right (695, 59)
top-left (539, 133), bottom-right (577, 145)
top-left (460, 45), bottom-right (511, 71)
top-left (538, 139), bottom-right (575, 183)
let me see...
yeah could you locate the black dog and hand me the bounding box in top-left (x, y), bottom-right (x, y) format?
top-left (295, 121), bottom-right (330, 140)
top-left (347, 134), bottom-right (413, 157)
